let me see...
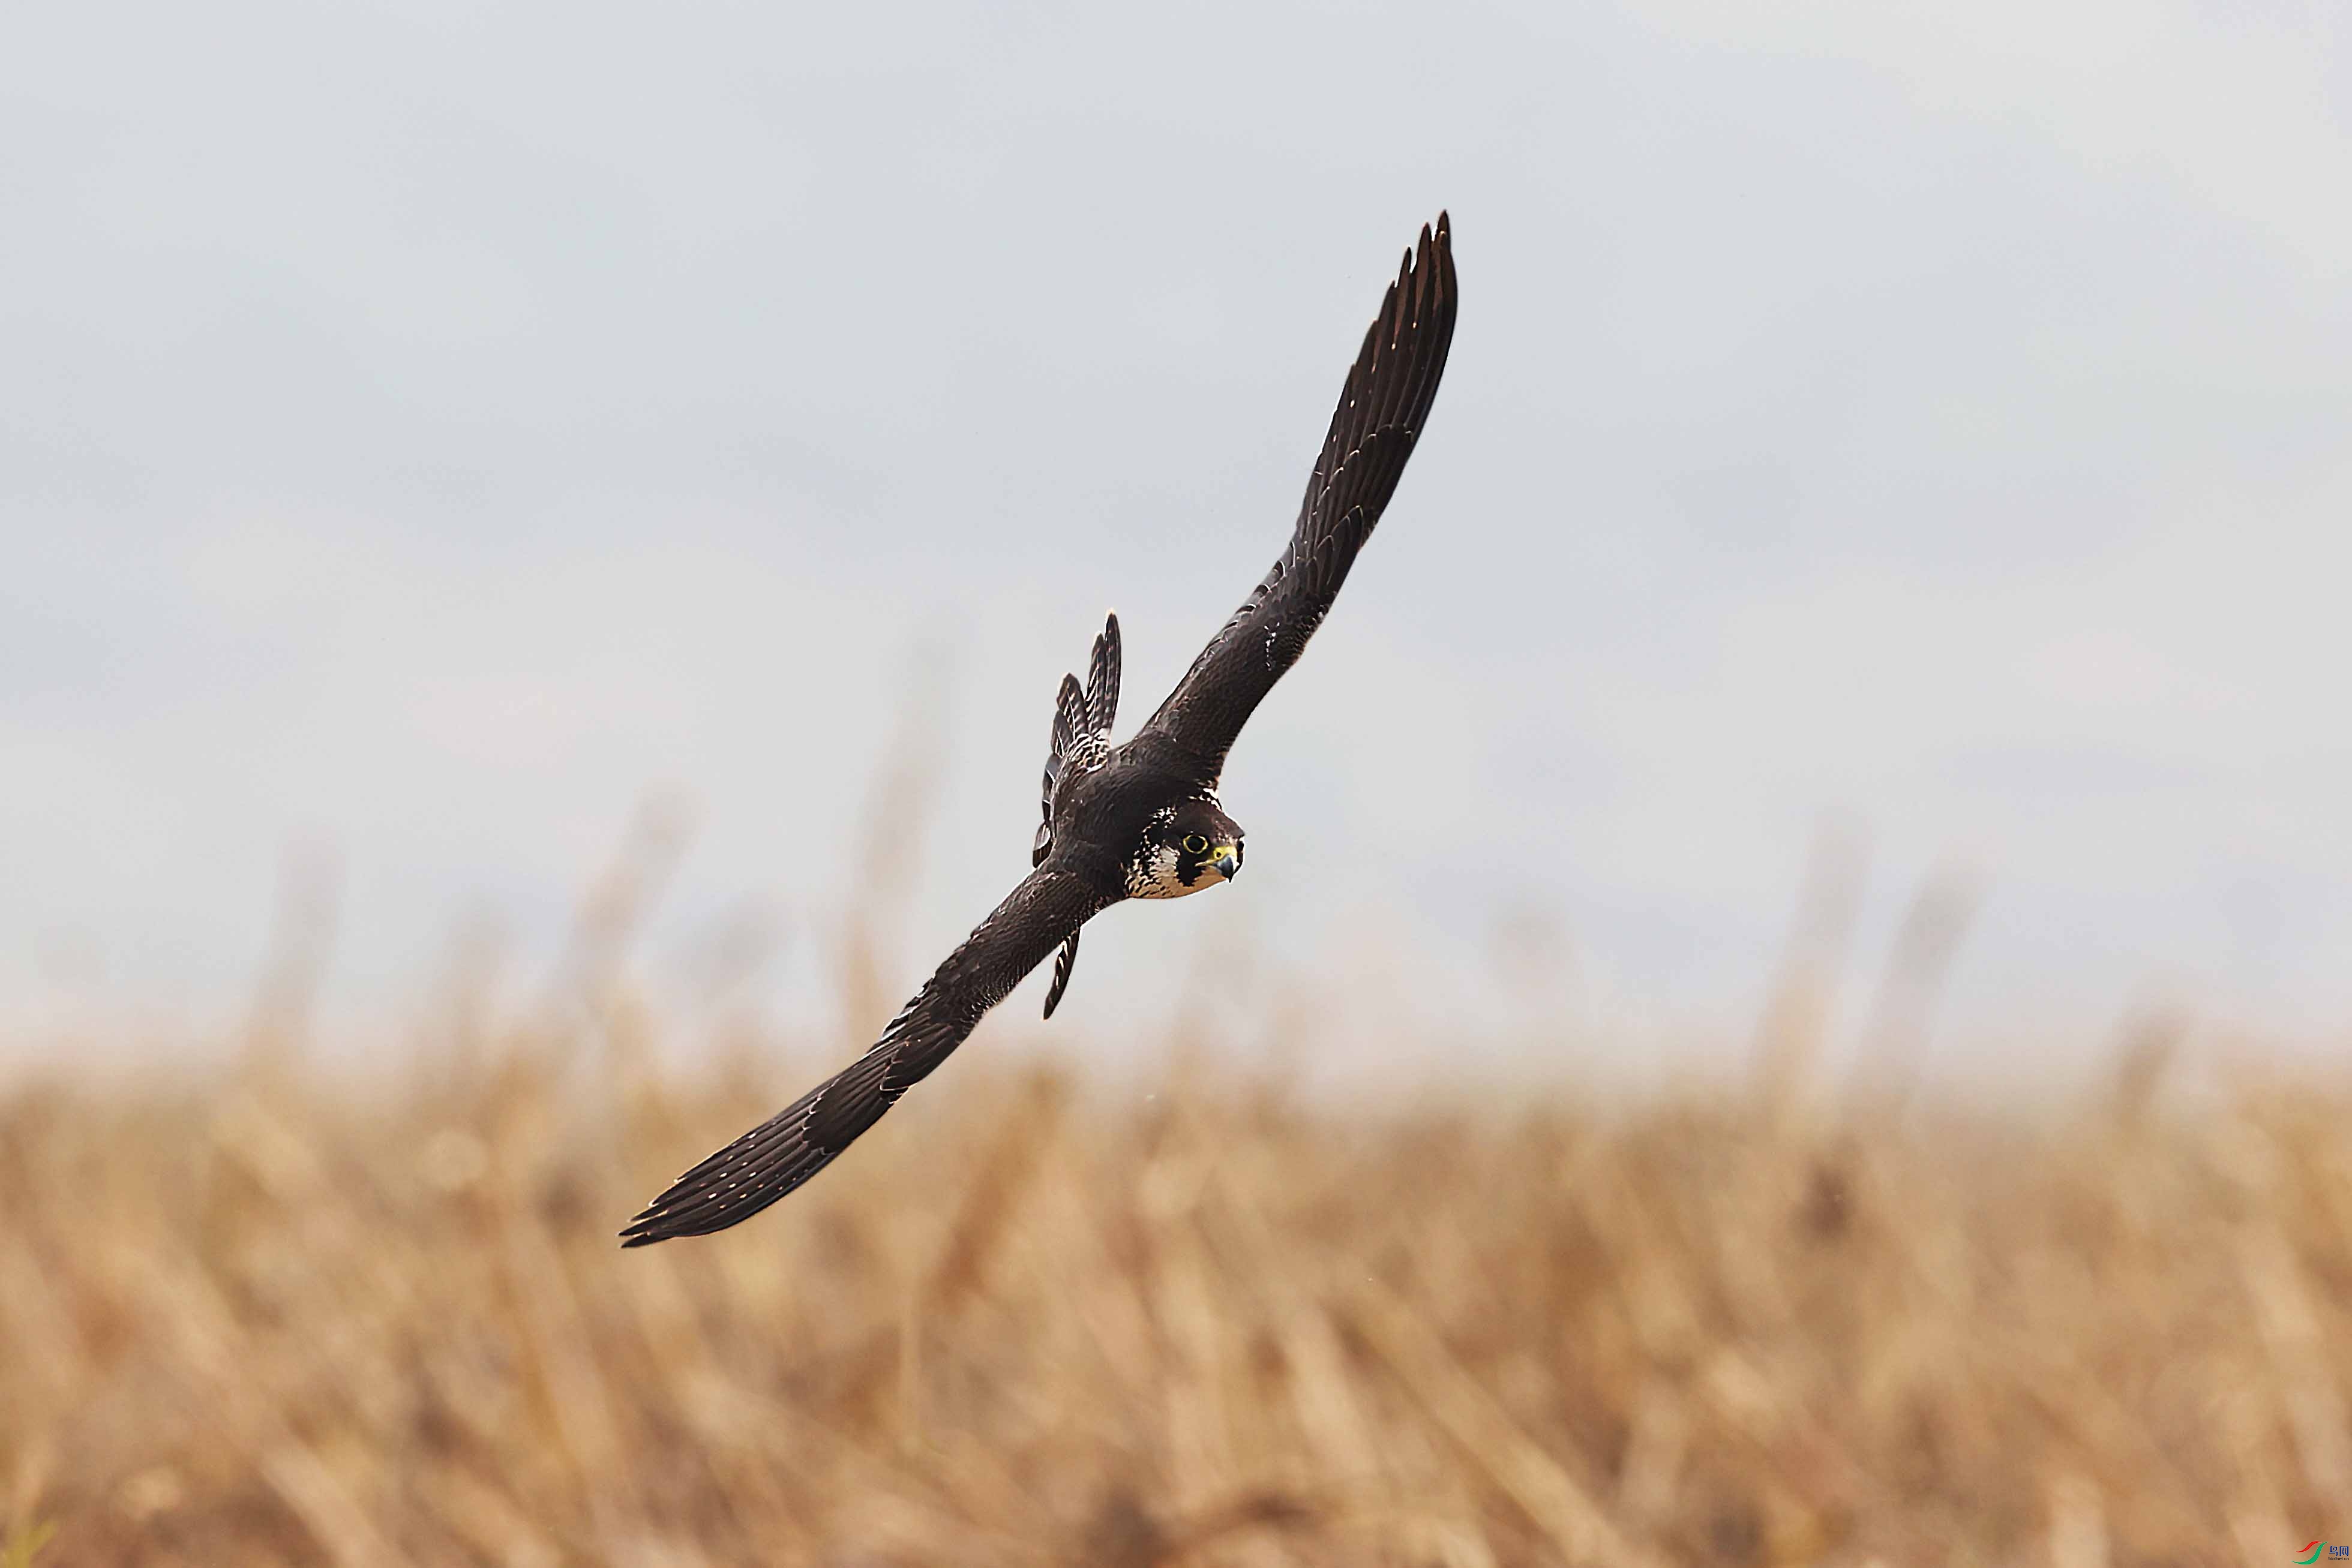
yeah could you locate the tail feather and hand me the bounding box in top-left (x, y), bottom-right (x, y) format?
top-left (1085, 614), bottom-right (1121, 736)
top-left (1051, 673), bottom-right (1085, 764)
top-left (1032, 614), bottom-right (1122, 1007)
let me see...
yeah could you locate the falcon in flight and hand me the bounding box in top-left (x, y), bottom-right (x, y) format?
top-left (622, 213), bottom-right (1457, 1245)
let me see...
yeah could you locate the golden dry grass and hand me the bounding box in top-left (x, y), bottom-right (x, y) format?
top-left (4, 999), bottom-right (2350, 1567)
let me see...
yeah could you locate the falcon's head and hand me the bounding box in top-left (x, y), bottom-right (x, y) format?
top-left (1124, 798), bottom-right (1244, 899)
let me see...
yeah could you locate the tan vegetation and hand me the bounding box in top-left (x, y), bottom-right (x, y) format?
top-left (4, 794), bottom-right (2345, 1565)
top-left (3, 988), bottom-right (2348, 1566)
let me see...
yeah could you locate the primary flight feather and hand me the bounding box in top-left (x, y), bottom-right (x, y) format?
top-left (622, 213), bottom-right (1458, 1246)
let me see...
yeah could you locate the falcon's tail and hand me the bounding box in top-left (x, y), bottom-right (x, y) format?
top-left (1031, 614), bottom-right (1121, 1015)
top-left (1032, 613), bottom-right (1123, 868)
top-left (1083, 614), bottom-right (1120, 737)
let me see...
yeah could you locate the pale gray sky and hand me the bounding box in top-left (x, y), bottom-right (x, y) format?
top-left (4, 1), bottom-right (2348, 1068)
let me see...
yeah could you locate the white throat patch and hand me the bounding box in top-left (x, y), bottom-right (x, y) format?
top-left (1125, 840), bottom-right (1202, 900)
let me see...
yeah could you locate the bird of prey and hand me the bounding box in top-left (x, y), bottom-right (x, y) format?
top-left (621, 213), bottom-right (1457, 1246)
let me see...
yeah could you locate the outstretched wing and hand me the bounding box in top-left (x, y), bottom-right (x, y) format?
top-left (1139, 214), bottom-right (1457, 778)
top-left (620, 868), bottom-right (1108, 1245)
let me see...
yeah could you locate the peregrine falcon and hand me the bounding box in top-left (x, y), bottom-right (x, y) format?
top-left (622, 214), bottom-right (1457, 1245)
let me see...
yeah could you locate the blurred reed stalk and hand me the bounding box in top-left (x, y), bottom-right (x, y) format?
top-left (2, 770), bottom-right (2345, 1566)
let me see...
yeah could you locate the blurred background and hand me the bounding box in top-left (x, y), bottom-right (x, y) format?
top-left (4, 2), bottom-right (2350, 1564)
top-left (7, 0), bottom-right (2349, 1070)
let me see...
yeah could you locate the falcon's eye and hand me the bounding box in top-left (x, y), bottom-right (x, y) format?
top-left (1181, 833), bottom-right (1210, 855)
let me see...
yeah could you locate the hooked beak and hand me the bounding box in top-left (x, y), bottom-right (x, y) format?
top-left (1212, 843), bottom-right (1242, 880)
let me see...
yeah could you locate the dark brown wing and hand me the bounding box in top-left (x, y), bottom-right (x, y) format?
top-left (620, 869), bottom-right (1108, 1245)
top-left (1138, 213), bottom-right (1457, 777)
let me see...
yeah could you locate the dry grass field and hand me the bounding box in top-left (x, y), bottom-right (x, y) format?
top-left (4, 979), bottom-right (2349, 1568)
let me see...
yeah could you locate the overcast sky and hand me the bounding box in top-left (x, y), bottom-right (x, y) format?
top-left (4, 1), bottom-right (2348, 1071)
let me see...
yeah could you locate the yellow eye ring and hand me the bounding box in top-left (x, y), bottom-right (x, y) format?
top-left (1181, 833), bottom-right (1209, 855)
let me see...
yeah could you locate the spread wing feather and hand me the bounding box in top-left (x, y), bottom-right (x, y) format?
top-left (1139, 214), bottom-right (1457, 777)
top-left (620, 868), bottom-right (1108, 1245)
